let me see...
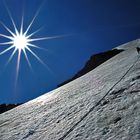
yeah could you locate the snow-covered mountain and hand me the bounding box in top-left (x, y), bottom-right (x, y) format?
top-left (0, 39), bottom-right (140, 140)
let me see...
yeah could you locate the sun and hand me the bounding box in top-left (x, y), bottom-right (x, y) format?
top-left (13, 33), bottom-right (28, 50)
top-left (0, 1), bottom-right (64, 85)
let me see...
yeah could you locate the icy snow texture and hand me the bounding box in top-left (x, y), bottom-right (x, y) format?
top-left (0, 39), bottom-right (140, 140)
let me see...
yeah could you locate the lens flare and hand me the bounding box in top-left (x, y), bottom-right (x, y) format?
top-left (0, 1), bottom-right (63, 85)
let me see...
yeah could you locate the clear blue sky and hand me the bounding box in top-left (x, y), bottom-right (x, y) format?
top-left (0, 0), bottom-right (140, 103)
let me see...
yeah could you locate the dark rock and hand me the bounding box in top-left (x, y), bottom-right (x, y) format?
top-left (0, 103), bottom-right (22, 114)
top-left (58, 49), bottom-right (123, 87)
top-left (113, 117), bottom-right (121, 124)
top-left (101, 100), bottom-right (109, 106)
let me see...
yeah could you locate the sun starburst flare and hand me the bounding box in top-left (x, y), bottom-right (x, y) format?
top-left (0, 1), bottom-right (64, 85)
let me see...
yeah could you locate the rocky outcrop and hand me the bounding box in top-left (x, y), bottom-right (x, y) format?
top-left (58, 49), bottom-right (123, 87)
top-left (0, 104), bottom-right (22, 114)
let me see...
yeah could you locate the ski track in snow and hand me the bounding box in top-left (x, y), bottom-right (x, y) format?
top-left (0, 39), bottom-right (140, 140)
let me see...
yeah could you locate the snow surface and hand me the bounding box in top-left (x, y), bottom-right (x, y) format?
top-left (0, 39), bottom-right (140, 140)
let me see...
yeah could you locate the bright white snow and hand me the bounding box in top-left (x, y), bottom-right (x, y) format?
top-left (0, 39), bottom-right (140, 140)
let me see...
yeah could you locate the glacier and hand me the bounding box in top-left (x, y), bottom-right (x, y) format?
top-left (0, 39), bottom-right (140, 140)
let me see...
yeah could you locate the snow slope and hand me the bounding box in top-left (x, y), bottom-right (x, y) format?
top-left (0, 39), bottom-right (140, 140)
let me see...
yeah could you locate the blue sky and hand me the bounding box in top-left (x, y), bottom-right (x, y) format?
top-left (0, 0), bottom-right (140, 103)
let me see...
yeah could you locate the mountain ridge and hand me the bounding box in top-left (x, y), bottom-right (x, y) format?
top-left (58, 48), bottom-right (123, 87)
